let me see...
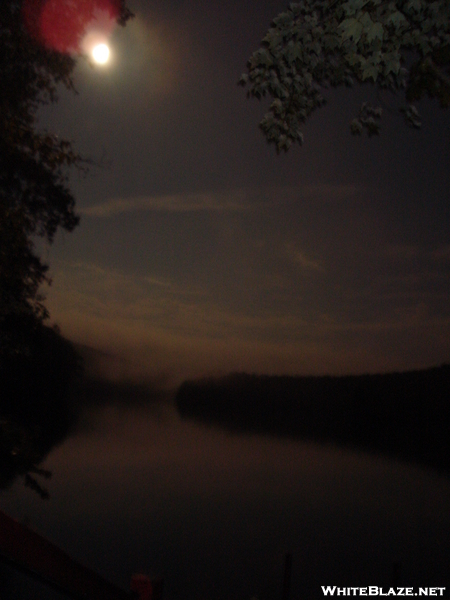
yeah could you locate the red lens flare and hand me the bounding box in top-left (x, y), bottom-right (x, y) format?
top-left (22, 0), bottom-right (120, 54)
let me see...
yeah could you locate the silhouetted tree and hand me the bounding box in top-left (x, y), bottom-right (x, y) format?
top-left (0, 323), bottom-right (83, 498)
top-left (0, 0), bottom-right (133, 495)
top-left (0, 0), bottom-right (132, 345)
top-left (240, 0), bottom-right (450, 150)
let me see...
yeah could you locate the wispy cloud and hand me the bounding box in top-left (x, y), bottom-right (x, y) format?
top-left (46, 259), bottom-right (450, 382)
top-left (80, 190), bottom-right (252, 217)
top-left (284, 242), bottom-right (325, 272)
top-left (144, 276), bottom-right (172, 288)
top-left (79, 183), bottom-right (363, 218)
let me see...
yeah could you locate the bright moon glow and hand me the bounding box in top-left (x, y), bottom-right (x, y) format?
top-left (92, 43), bottom-right (110, 64)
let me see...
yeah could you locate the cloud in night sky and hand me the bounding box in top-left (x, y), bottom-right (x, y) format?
top-left (45, 239), bottom-right (450, 385)
top-left (79, 183), bottom-right (360, 218)
top-left (80, 189), bottom-right (254, 217)
top-left (284, 242), bottom-right (324, 272)
top-left (29, 0), bottom-right (450, 383)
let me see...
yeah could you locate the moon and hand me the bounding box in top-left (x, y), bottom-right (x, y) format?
top-left (92, 43), bottom-right (110, 64)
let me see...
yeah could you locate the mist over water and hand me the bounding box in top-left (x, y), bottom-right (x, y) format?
top-left (1, 397), bottom-right (449, 600)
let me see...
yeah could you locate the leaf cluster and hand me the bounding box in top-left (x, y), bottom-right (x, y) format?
top-left (240, 0), bottom-right (450, 150)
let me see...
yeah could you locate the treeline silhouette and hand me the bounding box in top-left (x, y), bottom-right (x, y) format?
top-left (176, 365), bottom-right (450, 473)
top-left (0, 332), bottom-right (169, 497)
top-left (0, 322), bottom-right (82, 497)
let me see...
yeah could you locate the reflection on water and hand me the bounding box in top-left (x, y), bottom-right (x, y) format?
top-left (1, 400), bottom-right (449, 600)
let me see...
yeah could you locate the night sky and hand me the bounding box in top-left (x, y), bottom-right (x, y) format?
top-left (2, 4), bottom-right (450, 594)
top-left (37, 0), bottom-right (450, 384)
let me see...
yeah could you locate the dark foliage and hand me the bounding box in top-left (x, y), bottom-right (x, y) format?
top-left (176, 365), bottom-right (450, 474)
top-left (0, 0), bottom-right (133, 329)
top-left (0, 322), bottom-right (83, 497)
top-left (1, 0), bottom-right (133, 495)
top-left (241, 1), bottom-right (450, 148)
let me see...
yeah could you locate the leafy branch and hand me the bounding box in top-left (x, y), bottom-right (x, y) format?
top-left (241, 0), bottom-right (450, 150)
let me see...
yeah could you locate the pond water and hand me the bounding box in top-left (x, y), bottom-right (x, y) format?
top-left (1, 398), bottom-right (449, 599)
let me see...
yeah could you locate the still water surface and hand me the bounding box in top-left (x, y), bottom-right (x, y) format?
top-left (1, 399), bottom-right (449, 599)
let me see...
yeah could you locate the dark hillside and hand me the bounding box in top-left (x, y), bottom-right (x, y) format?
top-left (176, 365), bottom-right (450, 473)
